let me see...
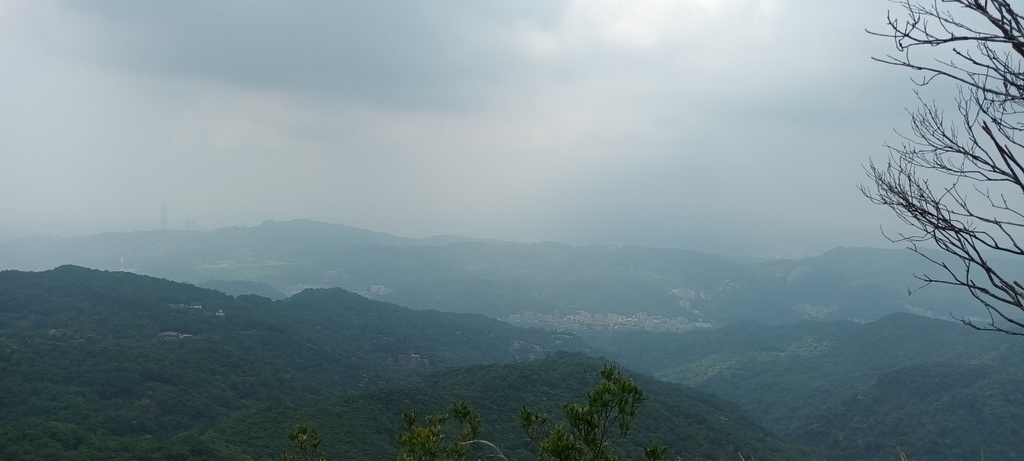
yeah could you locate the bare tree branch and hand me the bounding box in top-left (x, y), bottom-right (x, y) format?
top-left (863, 1), bottom-right (1024, 335)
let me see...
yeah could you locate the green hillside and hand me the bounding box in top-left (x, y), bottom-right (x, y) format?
top-left (583, 314), bottom-right (1024, 429)
top-left (205, 354), bottom-right (812, 461)
top-left (793, 362), bottom-right (1024, 461)
top-left (582, 314), bottom-right (1024, 459)
top-left (0, 266), bottom-right (807, 460)
top-left (0, 266), bottom-right (584, 459)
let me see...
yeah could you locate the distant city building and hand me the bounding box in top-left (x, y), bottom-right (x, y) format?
top-left (398, 352), bottom-right (429, 368)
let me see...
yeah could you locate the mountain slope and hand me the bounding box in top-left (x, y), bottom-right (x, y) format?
top-left (0, 219), bottom-right (483, 275)
top-left (208, 353), bottom-right (813, 461)
top-left (792, 362), bottom-right (1024, 461)
top-left (0, 267), bottom-right (589, 445)
top-left (0, 267), bottom-right (811, 460)
top-left (582, 313), bottom-right (1024, 429)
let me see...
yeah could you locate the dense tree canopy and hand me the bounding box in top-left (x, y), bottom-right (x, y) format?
top-left (0, 267), bottom-right (806, 460)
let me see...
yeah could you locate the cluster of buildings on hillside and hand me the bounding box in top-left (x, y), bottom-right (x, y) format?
top-left (167, 302), bottom-right (226, 318)
top-left (397, 351), bottom-right (429, 368)
top-left (159, 303), bottom-right (227, 339)
top-left (499, 310), bottom-right (714, 333)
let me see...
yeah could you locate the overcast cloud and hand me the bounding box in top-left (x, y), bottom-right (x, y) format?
top-left (0, 0), bottom-right (922, 256)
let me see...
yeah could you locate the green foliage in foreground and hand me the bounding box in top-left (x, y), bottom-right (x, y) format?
top-left (390, 366), bottom-right (666, 461)
top-left (396, 400), bottom-right (486, 461)
top-left (267, 354), bottom-right (809, 461)
top-left (281, 425), bottom-right (326, 461)
top-left (518, 365), bottom-right (666, 461)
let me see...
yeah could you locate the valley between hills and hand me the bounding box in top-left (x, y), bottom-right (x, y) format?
top-left (2, 220), bottom-right (1023, 460)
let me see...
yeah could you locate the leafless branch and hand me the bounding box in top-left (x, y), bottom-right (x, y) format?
top-left (863, 0), bottom-right (1024, 335)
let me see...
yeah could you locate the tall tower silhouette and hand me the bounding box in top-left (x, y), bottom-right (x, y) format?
top-left (160, 202), bottom-right (168, 230)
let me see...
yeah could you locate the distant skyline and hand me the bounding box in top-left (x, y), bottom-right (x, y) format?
top-left (1, 1), bottom-right (921, 256)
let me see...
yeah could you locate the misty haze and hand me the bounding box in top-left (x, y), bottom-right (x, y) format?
top-left (3, 1), bottom-right (1024, 460)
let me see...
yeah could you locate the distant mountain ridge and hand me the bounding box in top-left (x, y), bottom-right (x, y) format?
top-left (0, 219), bottom-right (495, 272)
top-left (196, 279), bottom-right (287, 300)
top-left (0, 265), bottom-right (591, 386)
top-left (0, 219), bottom-right (1001, 324)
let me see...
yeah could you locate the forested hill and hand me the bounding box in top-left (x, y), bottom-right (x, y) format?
top-left (0, 265), bottom-right (588, 370)
top-left (0, 267), bottom-right (586, 454)
top-left (222, 353), bottom-right (813, 461)
top-left (793, 362), bottom-right (1024, 461)
top-left (581, 314), bottom-right (1024, 460)
top-left (0, 267), bottom-right (811, 460)
top-left (582, 313), bottom-right (1024, 428)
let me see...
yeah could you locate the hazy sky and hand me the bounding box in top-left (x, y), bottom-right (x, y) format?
top-left (0, 0), bottom-right (923, 256)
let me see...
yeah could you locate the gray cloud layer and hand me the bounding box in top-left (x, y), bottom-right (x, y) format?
top-left (1, 0), bottom-right (920, 256)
